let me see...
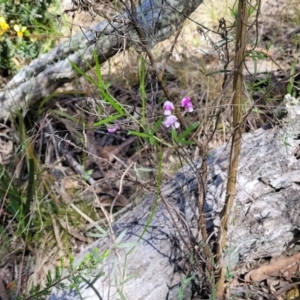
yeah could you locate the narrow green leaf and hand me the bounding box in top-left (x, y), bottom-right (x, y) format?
top-left (116, 242), bottom-right (138, 248)
top-left (86, 231), bottom-right (107, 238)
top-left (177, 139), bottom-right (195, 145)
top-left (115, 229), bottom-right (127, 245)
top-left (152, 117), bottom-right (163, 133)
top-left (69, 59), bottom-right (96, 85)
top-left (171, 129), bottom-right (178, 140)
top-left (128, 131), bottom-right (151, 139)
top-left (120, 273), bottom-right (138, 284)
top-left (178, 121), bottom-right (199, 139)
top-left (93, 114), bottom-right (123, 127)
top-left (93, 50), bottom-right (103, 88)
top-left (149, 136), bottom-right (155, 145)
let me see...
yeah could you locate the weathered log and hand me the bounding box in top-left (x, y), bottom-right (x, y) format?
top-left (0, 0), bottom-right (204, 119)
top-left (48, 95), bottom-right (300, 300)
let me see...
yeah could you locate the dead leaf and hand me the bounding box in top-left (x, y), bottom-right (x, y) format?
top-left (98, 136), bottom-right (137, 163)
top-left (245, 252), bottom-right (300, 282)
top-left (93, 180), bottom-right (130, 207)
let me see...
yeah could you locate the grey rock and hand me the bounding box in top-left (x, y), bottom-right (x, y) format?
top-left (48, 95), bottom-right (300, 299)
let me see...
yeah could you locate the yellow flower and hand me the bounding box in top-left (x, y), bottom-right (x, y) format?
top-left (13, 24), bottom-right (27, 38)
top-left (0, 16), bottom-right (9, 36)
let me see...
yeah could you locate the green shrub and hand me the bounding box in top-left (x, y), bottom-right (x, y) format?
top-left (0, 0), bottom-right (58, 76)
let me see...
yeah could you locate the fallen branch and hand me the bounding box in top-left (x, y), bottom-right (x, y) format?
top-left (47, 95), bottom-right (300, 300)
top-left (0, 0), bottom-right (203, 119)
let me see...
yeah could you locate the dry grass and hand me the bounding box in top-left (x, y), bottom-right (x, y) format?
top-left (45, 0), bottom-right (300, 233)
top-left (16, 2), bottom-right (239, 292)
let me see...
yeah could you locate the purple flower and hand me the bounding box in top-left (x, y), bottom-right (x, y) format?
top-left (107, 124), bottom-right (120, 133)
top-left (163, 101), bottom-right (175, 115)
top-left (163, 115), bottom-right (180, 129)
top-left (181, 97), bottom-right (194, 112)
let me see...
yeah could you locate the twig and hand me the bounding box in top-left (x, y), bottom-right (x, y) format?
top-left (215, 0), bottom-right (249, 297)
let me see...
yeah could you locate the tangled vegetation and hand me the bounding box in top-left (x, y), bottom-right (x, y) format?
top-left (0, 0), bottom-right (58, 75)
top-left (0, 0), bottom-right (300, 299)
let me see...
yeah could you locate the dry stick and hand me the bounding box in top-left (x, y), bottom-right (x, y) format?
top-left (196, 142), bottom-right (212, 270)
top-left (160, 194), bottom-right (193, 253)
top-left (173, 102), bottom-right (214, 290)
top-left (215, 0), bottom-right (248, 297)
top-left (129, 0), bottom-right (214, 283)
top-left (152, 34), bottom-right (215, 284)
top-left (110, 162), bottom-right (134, 219)
top-left (146, 6), bottom-right (212, 262)
top-left (146, 30), bottom-right (213, 264)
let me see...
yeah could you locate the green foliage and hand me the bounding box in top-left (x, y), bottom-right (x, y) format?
top-left (172, 121), bottom-right (200, 145)
top-left (2, 0), bottom-right (294, 298)
top-left (0, 0), bottom-right (58, 75)
top-left (287, 60), bottom-right (297, 97)
top-left (18, 250), bottom-right (107, 299)
top-left (178, 276), bottom-right (194, 300)
top-left (0, 163), bottom-right (25, 231)
top-left (71, 50), bottom-right (199, 150)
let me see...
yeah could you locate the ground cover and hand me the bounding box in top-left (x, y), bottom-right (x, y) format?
top-left (0, 0), bottom-right (300, 298)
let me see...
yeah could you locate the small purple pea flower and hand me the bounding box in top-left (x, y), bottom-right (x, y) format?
top-left (107, 124), bottom-right (120, 133)
top-left (163, 101), bottom-right (175, 115)
top-left (163, 115), bottom-right (180, 129)
top-left (181, 97), bottom-right (194, 112)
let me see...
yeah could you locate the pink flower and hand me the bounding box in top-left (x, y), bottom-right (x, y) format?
top-left (163, 101), bottom-right (175, 115)
top-left (181, 97), bottom-right (194, 112)
top-left (163, 115), bottom-right (180, 129)
top-left (107, 124), bottom-right (120, 133)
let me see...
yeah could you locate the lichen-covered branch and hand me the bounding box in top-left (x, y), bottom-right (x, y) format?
top-left (0, 0), bottom-right (203, 119)
top-left (48, 96), bottom-right (300, 299)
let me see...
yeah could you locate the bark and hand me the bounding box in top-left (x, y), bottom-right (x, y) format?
top-left (48, 95), bottom-right (300, 300)
top-left (0, 0), bottom-right (203, 119)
